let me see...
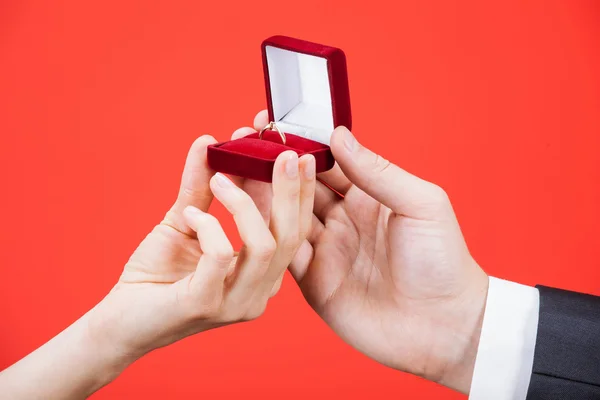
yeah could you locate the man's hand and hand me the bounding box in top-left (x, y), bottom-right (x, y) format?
top-left (238, 111), bottom-right (489, 394)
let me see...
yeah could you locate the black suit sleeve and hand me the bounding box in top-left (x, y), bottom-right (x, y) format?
top-left (526, 285), bottom-right (600, 400)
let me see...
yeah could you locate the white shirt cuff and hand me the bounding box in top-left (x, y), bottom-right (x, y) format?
top-left (469, 276), bottom-right (540, 400)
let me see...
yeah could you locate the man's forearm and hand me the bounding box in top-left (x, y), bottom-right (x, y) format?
top-left (0, 308), bottom-right (133, 399)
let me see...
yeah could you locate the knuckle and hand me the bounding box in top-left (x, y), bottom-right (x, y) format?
top-left (277, 231), bottom-right (301, 251)
top-left (419, 184), bottom-right (452, 216)
top-left (207, 245), bottom-right (234, 265)
top-left (249, 236), bottom-right (277, 262)
top-left (429, 184), bottom-right (450, 206)
top-left (181, 186), bottom-right (211, 201)
top-left (213, 251), bottom-right (235, 265)
top-left (372, 155), bottom-right (392, 174)
top-left (226, 193), bottom-right (253, 216)
top-left (244, 302), bottom-right (268, 321)
top-left (236, 191), bottom-right (256, 210)
top-left (361, 150), bottom-right (391, 175)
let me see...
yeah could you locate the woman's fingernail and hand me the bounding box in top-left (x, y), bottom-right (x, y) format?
top-left (303, 156), bottom-right (315, 179)
top-left (184, 205), bottom-right (202, 216)
top-left (343, 128), bottom-right (356, 152)
top-left (214, 172), bottom-right (233, 188)
top-left (285, 153), bottom-right (299, 179)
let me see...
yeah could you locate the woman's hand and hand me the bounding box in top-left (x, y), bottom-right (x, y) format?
top-left (0, 135), bottom-right (316, 399)
top-left (94, 139), bottom-right (316, 359)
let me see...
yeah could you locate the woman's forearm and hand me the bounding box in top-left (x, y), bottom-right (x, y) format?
top-left (0, 138), bottom-right (314, 398)
top-left (0, 308), bottom-right (134, 400)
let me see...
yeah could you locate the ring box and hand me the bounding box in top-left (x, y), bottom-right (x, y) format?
top-left (207, 35), bottom-right (352, 182)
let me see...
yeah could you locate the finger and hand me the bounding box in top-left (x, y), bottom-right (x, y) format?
top-left (253, 109), bottom-right (352, 194)
top-left (253, 110), bottom-right (270, 131)
top-left (252, 110), bottom-right (352, 193)
top-left (218, 175), bottom-right (272, 223)
top-left (253, 109), bottom-right (350, 202)
top-left (314, 180), bottom-right (339, 222)
top-left (298, 155), bottom-right (316, 239)
top-left (330, 126), bottom-right (451, 219)
top-left (288, 239), bottom-right (314, 283)
top-left (263, 153), bottom-right (315, 295)
top-left (163, 135), bottom-right (217, 236)
top-left (317, 163), bottom-right (352, 195)
top-left (288, 215), bottom-right (323, 284)
top-left (308, 215), bottom-right (325, 244)
top-left (242, 179), bottom-right (273, 225)
top-left (228, 126), bottom-right (273, 222)
top-left (231, 126), bottom-right (256, 140)
top-left (262, 151), bottom-right (302, 287)
top-left (182, 206), bottom-right (233, 297)
top-left (210, 173), bottom-right (276, 301)
top-left (266, 230), bottom-right (320, 297)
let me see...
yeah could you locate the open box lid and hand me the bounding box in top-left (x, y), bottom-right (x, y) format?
top-left (262, 36), bottom-right (352, 145)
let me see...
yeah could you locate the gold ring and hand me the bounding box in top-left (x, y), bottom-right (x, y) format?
top-left (259, 122), bottom-right (286, 145)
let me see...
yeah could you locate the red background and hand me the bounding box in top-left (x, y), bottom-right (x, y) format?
top-left (1, 1), bottom-right (599, 399)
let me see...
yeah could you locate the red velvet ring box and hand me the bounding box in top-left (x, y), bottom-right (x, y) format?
top-left (207, 35), bottom-right (352, 182)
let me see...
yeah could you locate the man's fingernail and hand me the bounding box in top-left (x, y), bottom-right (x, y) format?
top-left (214, 172), bottom-right (233, 188)
top-left (285, 153), bottom-right (299, 179)
top-left (303, 156), bottom-right (315, 179)
top-left (343, 128), bottom-right (356, 152)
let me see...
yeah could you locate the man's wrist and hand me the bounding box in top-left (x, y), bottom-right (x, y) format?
top-left (437, 267), bottom-right (489, 394)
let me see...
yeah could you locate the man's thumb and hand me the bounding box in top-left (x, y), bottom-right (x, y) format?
top-left (330, 126), bottom-right (451, 219)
